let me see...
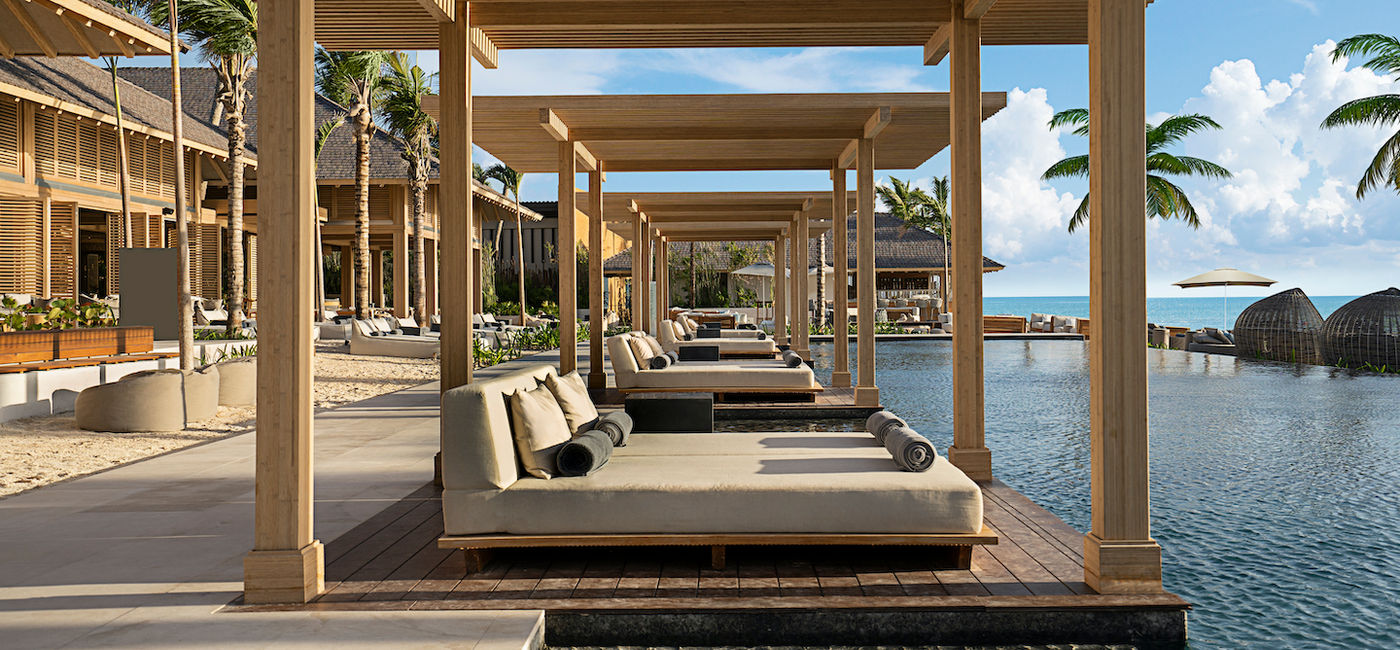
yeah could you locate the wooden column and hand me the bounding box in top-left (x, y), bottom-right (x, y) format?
top-left (587, 169), bottom-right (605, 388)
top-left (371, 249), bottom-right (385, 309)
top-left (558, 142), bottom-right (577, 373)
top-left (831, 166), bottom-right (851, 387)
top-left (631, 215), bottom-right (644, 330)
top-left (947, 0), bottom-right (991, 481)
top-left (471, 245), bottom-right (483, 314)
top-left (1085, 0), bottom-right (1161, 595)
top-left (855, 138), bottom-right (878, 406)
top-left (795, 209), bottom-right (811, 360)
top-left (639, 225), bottom-right (651, 333)
top-left (773, 234), bottom-right (787, 345)
top-left (244, 0), bottom-right (322, 604)
top-left (392, 229), bottom-right (407, 317)
top-left (425, 239), bottom-right (437, 316)
top-left (339, 245), bottom-right (353, 310)
top-left (439, 2), bottom-right (473, 392)
top-left (654, 235), bottom-right (666, 328)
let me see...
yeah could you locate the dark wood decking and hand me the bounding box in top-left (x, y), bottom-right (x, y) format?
top-left (237, 480), bottom-right (1188, 647)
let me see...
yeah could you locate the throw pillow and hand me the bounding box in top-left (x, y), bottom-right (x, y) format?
top-left (643, 335), bottom-right (664, 357)
top-left (545, 371), bottom-right (599, 434)
top-left (627, 336), bottom-right (655, 368)
top-left (508, 384), bottom-right (572, 479)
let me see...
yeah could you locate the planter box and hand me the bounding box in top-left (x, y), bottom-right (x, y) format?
top-left (0, 327), bottom-right (155, 364)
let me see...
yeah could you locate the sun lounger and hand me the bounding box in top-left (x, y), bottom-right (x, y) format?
top-left (659, 320), bottom-right (777, 358)
top-left (348, 318), bottom-right (440, 358)
top-left (438, 364), bottom-right (993, 571)
top-left (609, 333), bottom-right (816, 395)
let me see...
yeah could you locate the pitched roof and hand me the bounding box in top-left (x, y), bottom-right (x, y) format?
top-left (0, 58), bottom-right (232, 154)
top-left (604, 212), bottom-right (1004, 274)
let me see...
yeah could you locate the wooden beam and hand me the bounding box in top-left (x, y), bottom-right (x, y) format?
top-left (631, 213), bottom-right (643, 330)
top-left (567, 126), bottom-right (864, 141)
top-left (470, 27), bottom-right (499, 69)
top-left (773, 234), bottom-right (787, 346)
top-left (559, 140), bottom-right (578, 372)
top-left (412, 0), bottom-right (453, 22)
top-left (947, 0), bottom-right (991, 482)
top-left (964, 0), bottom-right (998, 19)
top-left (1085, 0), bottom-right (1161, 596)
top-left (923, 23), bottom-right (951, 66)
top-left (3, 0), bottom-right (57, 57)
top-left (573, 140), bottom-right (597, 172)
top-left (830, 163), bottom-right (851, 388)
top-left (838, 140), bottom-right (858, 169)
top-left (588, 167), bottom-right (604, 388)
top-left (105, 28), bottom-right (134, 57)
top-left (855, 138), bottom-right (878, 406)
top-left (794, 209), bottom-right (810, 360)
top-left (439, 0), bottom-right (474, 393)
top-left (243, 0), bottom-right (322, 606)
top-left (863, 106), bottom-right (892, 139)
top-left (57, 10), bottom-right (102, 59)
top-left (0, 29), bottom-right (15, 58)
top-left (540, 108), bottom-right (569, 141)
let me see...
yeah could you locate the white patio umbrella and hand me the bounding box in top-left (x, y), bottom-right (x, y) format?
top-left (1172, 267), bottom-right (1277, 330)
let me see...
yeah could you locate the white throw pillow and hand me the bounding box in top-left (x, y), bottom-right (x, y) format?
top-left (509, 384), bottom-right (571, 479)
top-left (628, 336), bottom-right (655, 368)
top-left (643, 335), bottom-right (664, 357)
top-left (545, 371), bottom-right (598, 434)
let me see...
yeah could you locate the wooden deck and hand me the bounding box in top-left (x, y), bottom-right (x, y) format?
top-left (594, 386), bottom-right (880, 420)
top-left (237, 480), bottom-right (1188, 648)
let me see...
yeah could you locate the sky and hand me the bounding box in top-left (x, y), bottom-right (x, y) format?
top-left (150, 0), bottom-right (1400, 297)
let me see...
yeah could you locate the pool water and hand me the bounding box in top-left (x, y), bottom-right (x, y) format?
top-left (803, 340), bottom-right (1400, 649)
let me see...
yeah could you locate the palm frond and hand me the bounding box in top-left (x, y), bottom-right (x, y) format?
top-left (315, 113), bottom-right (345, 160)
top-left (1048, 108), bottom-right (1090, 137)
top-left (1147, 175), bottom-right (1202, 228)
top-left (1065, 195), bottom-right (1091, 233)
top-left (1147, 153), bottom-right (1233, 179)
top-left (1353, 128), bottom-right (1400, 198)
top-left (1041, 154), bottom-right (1089, 181)
top-left (1320, 94), bottom-right (1400, 130)
top-left (1332, 34), bottom-right (1400, 77)
top-left (1146, 114), bottom-right (1223, 152)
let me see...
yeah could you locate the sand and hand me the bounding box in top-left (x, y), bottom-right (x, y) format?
top-left (0, 341), bottom-right (441, 498)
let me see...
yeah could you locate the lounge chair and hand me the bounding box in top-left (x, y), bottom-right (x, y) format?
top-left (1187, 328), bottom-right (1236, 356)
top-left (659, 320), bottom-right (777, 358)
top-left (675, 315), bottom-right (759, 339)
top-left (609, 333), bottom-right (816, 396)
top-left (438, 364), bottom-right (993, 570)
top-left (348, 319), bottom-right (440, 358)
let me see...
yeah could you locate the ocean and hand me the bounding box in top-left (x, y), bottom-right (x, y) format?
top-left (982, 295), bottom-right (1360, 331)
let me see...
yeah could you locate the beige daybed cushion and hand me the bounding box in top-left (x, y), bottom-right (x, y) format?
top-left (608, 334), bottom-right (815, 390)
top-left (509, 384), bottom-right (571, 479)
top-left (657, 322), bottom-right (776, 355)
top-left (545, 370), bottom-right (598, 434)
top-left (445, 433), bottom-right (982, 536)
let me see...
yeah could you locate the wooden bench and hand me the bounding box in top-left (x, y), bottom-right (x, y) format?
top-left (440, 527), bottom-right (999, 572)
top-left (983, 315), bottom-right (1028, 333)
top-left (0, 351), bottom-right (179, 375)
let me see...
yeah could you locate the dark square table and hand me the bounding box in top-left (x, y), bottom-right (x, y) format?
top-left (625, 391), bottom-right (714, 433)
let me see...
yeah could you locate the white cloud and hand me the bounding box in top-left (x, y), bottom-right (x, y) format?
top-left (648, 47), bottom-right (934, 93)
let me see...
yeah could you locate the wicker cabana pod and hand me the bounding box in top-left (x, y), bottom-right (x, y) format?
top-left (1320, 288), bottom-right (1400, 369)
top-left (1233, 288), bottom-right (1324, 363)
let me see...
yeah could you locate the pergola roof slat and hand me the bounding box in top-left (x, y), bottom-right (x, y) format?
top-left (0, 0), bottom-right (173, 58)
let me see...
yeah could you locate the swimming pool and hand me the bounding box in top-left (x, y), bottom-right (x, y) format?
top-left (804, 339), bottom-right (1400, 649)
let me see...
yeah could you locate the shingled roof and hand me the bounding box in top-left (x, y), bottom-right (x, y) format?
top-left (118, 66), bottom-right (439, 181)
top-left (0, 58), bottom-right (231, 154)
top-left (604, 212), bottom-right (1003, 274)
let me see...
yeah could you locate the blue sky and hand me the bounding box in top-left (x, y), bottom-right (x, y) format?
top-left (159, 1), bottom-right (1400, 296)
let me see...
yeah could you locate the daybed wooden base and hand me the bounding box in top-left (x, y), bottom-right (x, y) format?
top-left (439, 527), bottom-right (999, 572)
top-left (617, 386), bottom-right (822, 403)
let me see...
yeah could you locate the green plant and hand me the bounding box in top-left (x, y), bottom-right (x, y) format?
top-left (1044, 109), bottom-right (1233, 232)
top-left (1321, 34), bottom-right (1400, 198)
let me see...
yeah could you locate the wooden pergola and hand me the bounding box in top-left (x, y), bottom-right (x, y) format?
top-left (0, 0), bottom-right (174, 58)
top-left (248, 0), bottom-right (1160, 603)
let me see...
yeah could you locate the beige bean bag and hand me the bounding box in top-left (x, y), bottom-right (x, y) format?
top-left (182, 366), bottom-right (221, 422)
top-left (212, 357), bottom-right (256, 407)
top-left (76, 370), bottom-right (186, 432)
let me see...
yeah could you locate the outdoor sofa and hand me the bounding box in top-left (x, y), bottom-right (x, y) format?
top-left (609, 332), bottom-right (818, 397)
top-left (438, 363), bottom-right (993, 570)
top-left (674, 314), bottom-right (760, 339)
top-left (348, 318), bottom-right (440, 358)
top-left (658, 319), bottom-right (778, 358)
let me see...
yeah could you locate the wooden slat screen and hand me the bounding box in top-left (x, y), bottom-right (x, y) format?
top-left (32, 109), bottom-right (122, 190)
top-left (199, 223), bottom-right (220, 299)
top-left (107, 211), bottom-right (126, 295)
top-left (0, 199), bottom-right (45, 296)
top-left (49, 203), bottom-right (76, 299)
top-left (247, 233), bottom-right (257, 304)
top-left (369, 186), bottom-right (391, 219)
top-left (0, 98), bottom-right (19, 171)
top-left (333, 186), bottom-right (356, 221)
top-left (127, 137), bottom-right (146, 195)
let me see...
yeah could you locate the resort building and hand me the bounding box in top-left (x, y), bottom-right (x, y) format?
top-left (0, 58), bottom-right (242, 302)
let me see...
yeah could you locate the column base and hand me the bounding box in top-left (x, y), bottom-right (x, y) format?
top-left (774, 336), bottom-right (788, 347)
top-left (947, 445), bottom-right (992, 482)
top-left (1084, 533), bottom-right (1163, 594)
top-left (433, 451), bottom-right (443, 487)
top-left (795, 346), bottom-right (811, 361)
top-left (830, 370), bottom-right (852, 388)
top-left (588, 371), bottom-right (606, 390)
top-left (854, 386), bottom-right (880, 406)
top-left (244, 541), bottom-right (324, 604)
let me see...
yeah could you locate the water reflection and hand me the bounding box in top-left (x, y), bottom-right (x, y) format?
top-left (805, 340), bottom-right (1400, 649)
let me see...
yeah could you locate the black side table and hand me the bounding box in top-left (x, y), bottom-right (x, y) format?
top-left (625, 391), bottom-right (714, 432)
top-left (677, 345), bottom-right (720, 361)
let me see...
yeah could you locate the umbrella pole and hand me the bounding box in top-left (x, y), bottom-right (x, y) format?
top-left (1223, 284), bottom-right (1228, 330)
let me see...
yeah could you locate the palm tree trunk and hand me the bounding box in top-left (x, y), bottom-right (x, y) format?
top-left (106, 59), bottom-right (133, 248)
top-left (224, 92), bottom-right (247, 335)
top-left (411, 158), bottom-right (427, 321)
top-left (515, 198), bottom-right (526, 322)
top-left (168, 1), bottom-right (192, 369)
top-left (353, 109), bottom-right (371, 319)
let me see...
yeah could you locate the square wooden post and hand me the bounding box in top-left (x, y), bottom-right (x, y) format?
top-left (855, 138), bottom-right (879, 406)
top-left (656, 237), bottom-right (668, 327)
top-left (558, 142), bottom-right (578, 373)
top-left (392, 228), bottom-right (408, 317)
top-left (773, 234), bottom-right (787, 346)
top-left (831, 166), bottom-right (851, 387)
top-left (371, 249), bottom-right (385, 308)
top-left (639, 225), bottom-right (651, 333)
top-left (1085, 0), bottom-right (1162, 595)
top-left (243, 0), bottom-right (322, 605)
top-left (587, 169), bottom-right (605, 388)
top-left (631, 214), bottom-right (644, 330)
top-left (339, 245), bottom-right (353, 310)
top-left (795, 209), bottom-right (811, 360)
top-left (424, 238), bottom-right (437, 316)
top-left (439, 2), bottom-right (474, 392)
top-left (948, 0), bottom-right (991, 481)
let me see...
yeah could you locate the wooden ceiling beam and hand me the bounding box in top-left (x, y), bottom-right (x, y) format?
top-left (603, 158), bottom-right (836, 172)
top-left (568, 126), bottom-right (863, 141)
top-left (573, 140), bottom-right (597, 172)
top-left (863, 106), bottom-right (891, 139)
top-left (57, 10), bottom-right (102, 59)
top-left (105, 28), bottom-right (135, 57)
top-left (838, 139), bottom-right (858, 169)
top-left (469, 1), bottom-right (951, 30)
top-left (539, 108), bottom-right (569, 141)
top-left (470, 27), bottom-right (498, 69)
top-left (0, 27), bottom-right (15, 59)
top-left (923, 23), bottom-right (952, 66)
top-left (964, 0), bottom-right (998, 19)
top-left (3, 0), bottom-right (57, 57)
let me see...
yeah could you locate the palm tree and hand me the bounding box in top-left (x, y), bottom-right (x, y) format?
top-left (926, 176), bottom-right (952, 309)
top-left (1321, 34), bottom-right (1400, 198)
top-left (1043, 108), bottom-right (1232, 233)
top-left (315, 48), bottom-right (389, 319)
top-left (485, 163), bottom-right (526, 317)
top-left (159, 0), bottom-right (257, 335)
top-left (473, 162), bottom-right (488, 183)
top-left (314, 116), bottom-right (344, 319)
top-left (380, 54), bottom-right (437, 321)
top-left (101, 0), bottom-right (152, 255)
top-left (878, 177), bottom-right (952, 308)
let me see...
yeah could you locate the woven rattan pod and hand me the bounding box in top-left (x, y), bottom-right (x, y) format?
top-left (1234, 288), bottom-right (1324, 363)
top-left (1321, 288), bottom-right (1400, 370)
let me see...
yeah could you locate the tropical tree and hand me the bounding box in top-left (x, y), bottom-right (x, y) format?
top-left (878, 176), bottom-right (952, 308)
top-left (1321, 34), bottom-right (1400, 198)
top-left (1043, 108), bottom-right (1232, 233)
top-left (156, 0), bottom-right (257, 335)
top-left (473, 162), bottom-right (488, 183)
top-left (315, 48), bottom-right (389, 319)
top-left (380, 54), bottom-right (437, 321)
top-left (926, 176), bottom-right (952, 308)
top-left (314, 115), bottom-right (344, 318)
top-left (484, 163), bottom-right (527, 316)
top-left (101, 0), bottom-right (153, 257)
